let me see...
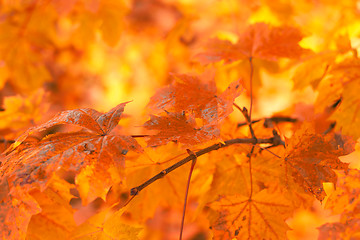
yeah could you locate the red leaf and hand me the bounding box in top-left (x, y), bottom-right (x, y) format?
top-left (144, 111), bottom-right (219, 146)
top-left (284, 125), bottom-right (349, 201)
top-left (197, 22), bottom-right (311, 64)
top-left (7, 102), bottom-right (129, 152)
top-left (0, 103), bottom-right (142, 238)
top-left (148, 71), bottom-right (243, 124)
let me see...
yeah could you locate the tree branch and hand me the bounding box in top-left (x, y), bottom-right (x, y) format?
top-left (130, 134), bottom-right (283, 196)
top-left (237, 116), bottom-right (297, 128)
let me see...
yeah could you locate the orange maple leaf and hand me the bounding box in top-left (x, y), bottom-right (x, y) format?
top-left (284, 125), bottom-right (349, 201)
top-left (197, 22), bottom-right (311, 64)
top-left (209, 189), bottom-right (293, 240)
top-left (318, 169), bottom-right (360, 239)
top-left (0, 103), bottom-right (142, 239)
top-left (70, 209), bottom-right (142, 240)
top-left (144, 111), bottom-right (219, 146)
top-left (148, 71), bottom-right (243, 124)
top-left (318, 219), bottom-right (360, 240)
top-left (0, 182), bottom-right (41, 240)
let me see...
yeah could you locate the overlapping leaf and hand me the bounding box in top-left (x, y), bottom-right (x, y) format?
top-left (284, 125), bottom-right (349, 201)
top-left (0, 103), bottom-right (142, 239)
top-left (0, 89), bottom-right (48, 139)
top-left (70, 209), bottom-right (142, 240)
top-left (325, 169), bottom-right (360, 215)
top-left (25, 175), bottom-right (77, 240)
top-left (313, 57), bottom-right (360, 139)
top-left (197, 22), bottom-right (311, 64)
top-left (144, 111), bottom-right (219, 146)
top-left (318, 218), bottom-right (360, 240)
top-left (8, 102), bottom-right (129, 150)
top-left (148, 72), bottom-right (243, 124)
top-left (209, 189), bottom-right (293, 240)
top-left (145, 72), bottom-right (242, 146)
top-left (205, 146), bottom-right (285, 202)
top-left (318, 169), bottom-right (360, 239)
top-left (0, 181), bottom-right (41, 240)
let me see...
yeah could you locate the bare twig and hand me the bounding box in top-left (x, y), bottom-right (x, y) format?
top-left (233, 103), bottom-right (257, 140)
top-left (179, 149), bottom-right (197, 240)
top-left (237, 116), bottom-right (297, 128)
top-left (323, 122), bottom-right (336, 135)
top-left (0, 139), bottom-right (15, 144)
top-left (130, 134), bottom-right (150, 138)
top-left (130, 135), bottom-right (282, 196)
top-left (248, 57), bottom-right (254, 119)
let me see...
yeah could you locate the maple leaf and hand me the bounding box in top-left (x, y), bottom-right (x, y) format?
top-left (144, 111), bottom-right (219, 146)
top-left (209, 189), bottom-right (293, 240)
top-left (284, 125), bottom-right (349, 201)
top-left (148, 71), bottom-right (243, 124)
top-left (1, 103), bottom-right (142, 207)
top-left (323, 58), bottom-right (360, 139)
top-left (320, 171), bottom-right (360, 239)
top-left (70, 208), bottom-right (142, 240)
top-left (291, 53), bottom-right (335, 90)
top-left (0, 89), bottom-right (48, 137)
top-left (318, 218), bottom-right (360, 240)
top-left (317, 169), bottom-right (360, 239)
top-left (205, 145), bottom-right (286, 202)
top-left (25, 175), bottom-right (77, 240)
top-left (324, 169), bottom-right (360, 216)
top-left (0, 181), bottom-right (41, 240)
top-left (313, 57), bottom-right (360, 139)
top-left (197, 22), bottom-right (311, 64)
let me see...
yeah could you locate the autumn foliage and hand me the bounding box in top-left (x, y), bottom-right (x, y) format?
top-left (1, 0), bottom-right (360, 239)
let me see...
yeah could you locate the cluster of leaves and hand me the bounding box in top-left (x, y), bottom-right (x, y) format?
top-left (1, 0), bottom-right (360, 240)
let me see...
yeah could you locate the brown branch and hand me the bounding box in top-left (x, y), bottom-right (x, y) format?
top-left (130, 134), bottom-right (150, 138)
top-left (248, 57), bottom-right (254, 119)
top-left (179, 149), bottom-right (197, 240)
top-left (130, 134), bottom-right (282, 196)
top-left (237, 116), bottom-right (297, 128)
top-left (323, 122), bottom-right (336, 135)
top-left (0, 139), bottom-right (15, 144)
top-left (233, 103), bottom-right (256, 138)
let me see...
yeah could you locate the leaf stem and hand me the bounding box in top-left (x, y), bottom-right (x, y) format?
top-left (130, 136), bottom-right (281, 196)
top-left (237, 116), bottom-right (297, 128)
top-left (179, 150), bottom-right (197, 240)
top-left (249, 57), bottom-right (254, 120)
top-left (248, 146), bottom-right (255, 199)
top-left (234, 103), bottom-right (256, 140)
top-left (130, 134), bottom-right (150, 138)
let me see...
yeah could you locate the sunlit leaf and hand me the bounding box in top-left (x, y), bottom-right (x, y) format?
top-left (144, 111), bottom-right (219, 146)
top-left (284, 124), bottom-right (349, 201)
top-left (1, 103), bottom-right (142, 217)
top-left (209, 189), bottom-right (293, 240)
top-left (148, 71), bottom-right (243, 124)
top-left (197, 22), bottom-right (311, 64)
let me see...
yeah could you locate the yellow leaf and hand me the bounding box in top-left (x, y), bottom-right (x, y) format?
top-left (99, 0), bottom-right (128, 47)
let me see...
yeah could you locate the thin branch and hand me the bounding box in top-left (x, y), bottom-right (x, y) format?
top-left (179, 150), bottom-right (197, 240)
top-left (237, 119), bottom-right (261, 127)
top-left (110, 194), bottom-right (136, 212)
top-left (237, 116), bottom-right (297, 128)
top-left (130, 134), bottom-right (150, 138)
top-left (0, 139), bottom-right (15, 144)
top-left (257, 145), bottom-right (282, 158)
top-left (248, 57), bottom-right (254, 120)
top-left (248, 146), bottom-right (255, 199)
top-left (130, 135), bottom-right (282, 196)
top-left (233, 103), bottom-right (257, 140)
top-left (323, 122), bottom-right (336, 135)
